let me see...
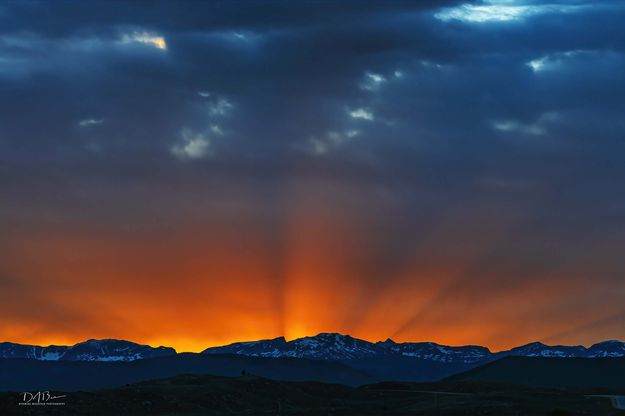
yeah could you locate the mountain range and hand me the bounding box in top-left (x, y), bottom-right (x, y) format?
top-left (1, 334), bottom-right (623, 363)
top-left (1, 334), bottom-right (625, 391)
top-left (0, 339), bottom-right (175, 361)
top-left (201, 333), bottom-right (625, 362)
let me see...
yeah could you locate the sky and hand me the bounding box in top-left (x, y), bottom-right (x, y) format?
top-left (1, 0), bottom-right (625, 353)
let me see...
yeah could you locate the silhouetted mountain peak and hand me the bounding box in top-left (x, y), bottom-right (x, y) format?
top-left (587, 339), bottom-right (625, 357)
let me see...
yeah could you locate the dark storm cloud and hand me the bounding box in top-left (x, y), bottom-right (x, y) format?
top-left (1, 0), bottom-right (624, 227)
top-left (2, 0), bottom-right (625, 346)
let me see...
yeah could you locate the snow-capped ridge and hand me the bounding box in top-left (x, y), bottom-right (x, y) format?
top-left (501, 341), bottom-right (587, 358)
top-left (3, 336), bottom-right (624, 364)
top-left (202, 335), bottom-right (625, 363)
top-left (0, 339), bottom-right (176, 361)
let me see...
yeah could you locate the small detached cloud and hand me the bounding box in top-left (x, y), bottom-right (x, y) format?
top-left (171, 130), bottom-right (212, 161)
top-left (119, 31), bottom-right (167, 50)
top-left (360, 71), bottom-right (387, 91)
top-left (527, 56), bottom-right (549, 72)
top-left (78, 118), bottom-right (103, 127)
top-left (349, 108), bottom-right (374, 121)
top-left (171, 93), bottom-right (233, 161)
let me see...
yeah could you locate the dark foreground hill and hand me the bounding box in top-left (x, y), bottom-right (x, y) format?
top-left (0, 353), bottom-right (373, 391)
top-left (342, 355), bottom-right (478, 382)
top-left (447, 356), bottom-right (625, 389)
top-left (0, 374), bottom-right (621, 416)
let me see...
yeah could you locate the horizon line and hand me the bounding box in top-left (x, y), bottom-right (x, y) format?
top-left (3, 332), bottom-right (623, 355)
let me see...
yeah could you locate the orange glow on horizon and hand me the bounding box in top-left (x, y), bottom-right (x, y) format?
top-left (2, 174), bottom-right (624, 354)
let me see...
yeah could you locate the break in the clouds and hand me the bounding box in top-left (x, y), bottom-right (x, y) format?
top-left (1, 0), bottom-right (625, 352)
top-left (119, 31), bottom-right (167, 50)
top-left (434, 1), bottom-right (586, 23)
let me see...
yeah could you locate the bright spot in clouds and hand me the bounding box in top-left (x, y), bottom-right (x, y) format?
top-left (527, 51), bottom-right (584, 73)
top-left (435, 2), bottom-right (581, 23)
top-left (527, 57), bottom-right (548, 72)
top-left (361, 71), bottom-right (386, 91)
top-left (367, 72), bottom-right (385, 84)
top-left (349, 108), bottom-right (374, 121)
top-left (171, 131), bottom-right (212, 160)
top-left (120, 32), bottom-right (167, 50)
top-left (436, 4), bottom-right (531, 22)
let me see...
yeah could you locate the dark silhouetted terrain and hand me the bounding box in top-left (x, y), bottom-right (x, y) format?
top-left (0, 353), bottom-right (373, 391)
top-left (1, 374), bottom-right (622, 416)
top-left (447, 356), bottom-right (625, 389)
